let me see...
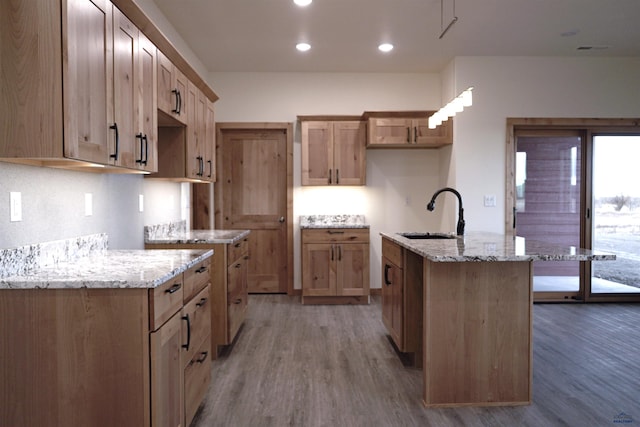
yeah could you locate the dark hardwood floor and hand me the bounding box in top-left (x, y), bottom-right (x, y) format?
top-left (193, 295), bottom-right (640, 426)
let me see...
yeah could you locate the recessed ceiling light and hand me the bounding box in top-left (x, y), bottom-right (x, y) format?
top-left (296, 43), bottom-right (311, 52)
top-left (294, 0), bottom-right (312, 6)
top-left (378, 43), bottom-right (394, 53)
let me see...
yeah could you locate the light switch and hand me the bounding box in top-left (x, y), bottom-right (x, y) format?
top-left (139, 194), bottom-right (144, 213)
top-left (484, 194), bottom-right (497, 207)
top-left (85, 193), bottom-right (93, 216)
top-left (10, 192), bottom-right (22, 222)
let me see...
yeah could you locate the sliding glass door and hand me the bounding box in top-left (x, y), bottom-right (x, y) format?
top-left (515, 130), bottom-right (584, 300)
top-left (590, 135), bottom-right (640, 297)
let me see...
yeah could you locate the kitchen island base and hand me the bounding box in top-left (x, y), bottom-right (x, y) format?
top-left (420, 259), bottom-right (533, 407)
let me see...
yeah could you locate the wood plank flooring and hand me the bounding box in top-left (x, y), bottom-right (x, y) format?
top-left (193, 296), bottom-right (640, 426)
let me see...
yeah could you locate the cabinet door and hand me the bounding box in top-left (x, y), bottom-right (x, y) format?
top-left (336, 243), bottom-right (369, 296)
top-left (412, 118), bottom-right (452, 147)
top-left (227, 256), bottom-right (248, 341)
top-left (185, 81), bottom-right (204, 179)
top-left (302, 243), bottom-right (336, 296)
top-left (63, 0), bottom-right (112, 164)
top-left (138, 33), bottom-right (158, 172)
top-left (157, 50), bottom-right (187, 124)
top-left (181, 285), bottom-right (211, 368)
top-left (112, 8), bottom-right (138, 169)
top-left (150, 311), bottom-right (184, 427)
top-left (367, 118), bottom-right (412, 146)
top-left (301, 121), bottom-right (333, 185)
top-left (382, 256), bottom-right (404, 349)
top-left (333, 121), bottom-right (366, 185)
top-left (205, 99), bottom-right (216, 181)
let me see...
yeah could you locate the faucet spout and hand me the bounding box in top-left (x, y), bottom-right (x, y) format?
top-left (426, 187), bottom-right (465, 236)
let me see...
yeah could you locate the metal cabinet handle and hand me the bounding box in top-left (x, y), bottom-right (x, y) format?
top-left (182, 314), bottom-right (191, 350)
top-left (196, 297), bottom-right (208, 307)
top-left (135, 133), bottom-right (144, 164)
top-left (331, 245), bottom-right (334, 261)
top-left (172, 89), bottom-right (181, 114)
top-left (195, 266), bottom-right (207, 274)
top-left (234, 298), bottom-right (242, 305)
top-left (336, 169), bottom-right (340, 184)
top-left (406, 127), bottom-right (410, 143)
top-left (196, 351), bottom-right (208, 363)
top-left (109, 123), bottom-right (119, 160)
top-left (207, 160), bottom-right (212, 178)
top-left (414, 126), bottom-right (418, 143)
top-left (328, 169), bottom-right (332, 184)
top-left (142, 134), bottom-right (148, 165)
top-left (279, 216), bottom-right (285, 223)
top-left (384, 264), bottom-right (392, 285)
top-left (327, 230), bottom-right (345, 234)
top-left (338, 245), bottom-right (342, 261)
top-left (165, 283), bottom-right (182, 294)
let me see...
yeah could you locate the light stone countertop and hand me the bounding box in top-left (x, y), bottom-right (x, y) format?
top-left (300, 214), bottom-right (369, 229)
top-left (381, 231), bottom-right (617, 262)
top-left (0, 249), bottom-right (213, 290)
top-left (145, 229), bottom-right (251, 245)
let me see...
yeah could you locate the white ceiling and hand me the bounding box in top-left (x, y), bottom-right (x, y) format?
top-left (152, 0), bottom-right (640, 73)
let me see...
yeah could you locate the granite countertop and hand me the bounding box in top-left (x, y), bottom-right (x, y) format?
top-left (0, 249), bottom-right (213, 290)
top-left (300, 214), bottom-right (369, 229)
top-left (145, 229), bottom-right (251, 245)
top-left (381, 231), bottom-right (616, 262)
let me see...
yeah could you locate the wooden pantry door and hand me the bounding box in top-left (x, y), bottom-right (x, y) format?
top-left (215, 123), bottom-right (293, 294)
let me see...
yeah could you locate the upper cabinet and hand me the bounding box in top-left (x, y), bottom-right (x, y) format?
top-left (300, 119), bottom-right (366, 186)
top-left (365, 111), bottom-right (453, 148)
top-left (0, 0), bottom-right (216, 174)
top-left (157, 50), bottom-right (188, 126)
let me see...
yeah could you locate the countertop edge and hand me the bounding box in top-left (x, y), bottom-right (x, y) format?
top-left (144, 229), bottom-right (251, 245)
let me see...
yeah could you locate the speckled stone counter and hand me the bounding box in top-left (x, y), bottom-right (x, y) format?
top-left (381, 231), bottom-right (616, 262)
top-left (145, 229), bottom-right (250, 245)
top-left (0, 249), bottom-right (213, 289)
top-left (300, 214), bottom-right (369, 229)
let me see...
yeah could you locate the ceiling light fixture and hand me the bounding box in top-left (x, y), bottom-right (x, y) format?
top-left (378, 43), bottom-right (394, 52)
top-left (294, 0), bottom-right (312, 6)
top-left (428, 87), bottom-right (473, 129)
top-left (296, 42), bottom-right (311, 52)
top-left (438, 0), bottom-right (458, 40)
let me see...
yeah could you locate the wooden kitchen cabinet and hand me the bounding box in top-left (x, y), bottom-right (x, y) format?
top-left (0, 260), bottom-right (212, 427)
top-left (145, 235), bottom-right (249, 358)
top-left (302, 228), bottom-right (370, 304)
top-left (381, 237), bottom-right (424, 367)
top-left (0, 0), bottom-right (157, 172)
top-left (365, 111), bottom-right (453, 148)
top-left (300, 120), bottom-right (366, 186)
top-left (157, 50), bottom-right (188, 125)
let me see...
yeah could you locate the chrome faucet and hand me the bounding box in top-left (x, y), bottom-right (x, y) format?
top-left (427, 187), bottom-right (465, 236)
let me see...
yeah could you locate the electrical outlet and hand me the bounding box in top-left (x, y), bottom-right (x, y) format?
top-left (10, 192), bottom-right (22, 222)
top-left (139, 194), bottom-right (144, 213)
top-left (85, 193), bottom-right (93, 216)
top-left (484, 194), bottom-right (497, 207)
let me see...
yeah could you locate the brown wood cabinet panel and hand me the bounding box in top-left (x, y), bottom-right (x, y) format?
top-left (183, 257), bottom-right (210, 302)
top-left (150, 310), bottom-right (184, 427)
top-left (149, 274), bottom-right (184, 331)
top-left (184, 335), bottom-right (211, 427)
top-left (366, 113), bottom-right (452, 148)
top-left (157, 49), bottom-right (187, 125)
top-left (301, 120), bottom-right (365, 186)
top-left (137, 32), bottom-right (158, 172)
top-left (181, 284), bottom-right (211, 368)
top-left (301, 228), bottom-right (370, 304)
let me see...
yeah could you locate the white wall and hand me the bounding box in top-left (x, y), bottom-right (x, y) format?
top-left (210, 72), bottom-right (447, 290)
top-left (450, 56), bottom-right (640, 233)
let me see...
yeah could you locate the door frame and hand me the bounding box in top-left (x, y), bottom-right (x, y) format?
top-left (506, 118), bottom-right (640, 302)
top-left (214, 122), bottom-right (294, 296)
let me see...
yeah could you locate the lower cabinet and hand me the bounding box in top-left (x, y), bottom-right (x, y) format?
top-left (0, 261), bottom-right (211, 427)
top-left (381, 237), bottom-right (424, 367)
top-left (301, 228), bottom-right (370, 304)
top-left (145, 235), bottom-right (250, 358)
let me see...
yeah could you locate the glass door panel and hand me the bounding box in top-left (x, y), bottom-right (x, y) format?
top-left (515, 131), bottom-right (583, 300)
top-left (591, 135), bottom-right (640, 296)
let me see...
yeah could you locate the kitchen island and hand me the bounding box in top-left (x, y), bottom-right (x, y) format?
top-left (380, 231), bottom-right (615, 407)
top-left (0, 248), bottom-right (213, 427)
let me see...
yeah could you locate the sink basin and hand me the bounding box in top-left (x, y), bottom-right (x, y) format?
top-left (398, 232), bottom-right (456, 240)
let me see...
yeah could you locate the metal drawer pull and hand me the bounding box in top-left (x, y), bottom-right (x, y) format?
top-left (196, 351), bottom-right (208, 363)
top-left (327, 230), bottom-right (345, 234)
top-left (182, 314), bottom-right (191, 350)
top-left (233, 298), bottom-right (242, 305)
top-left (235, 263), bottom-right (242, 268)
top-left (196, 297), bottom-right (208, 307)
top-left (195, 266), bottom-right (208, 274)
top-left (384, 264), bottom-right (392, 285)
top-left (165, 283), bottom-right (182, 294)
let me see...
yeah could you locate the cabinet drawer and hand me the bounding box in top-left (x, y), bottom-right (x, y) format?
top-left (181, 285), bottom-right (211, 367)
top-left (150, 275), bottom-right (184, 331)
top-left (184, 334), bottom-right (211, 427)
top-left (183, 257), bottom-right (211, 302)
top-left (228, 237), bottom-right (249, 266)
top-left (382, 237), bottom-right (403, 267)
top-left (227, 257), bottom-right (247, 341)
top-left (302, 228), bottom-right (369, 244)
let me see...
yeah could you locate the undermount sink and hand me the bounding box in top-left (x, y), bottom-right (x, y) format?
top-left (398, 232), bottom-right (456, 240)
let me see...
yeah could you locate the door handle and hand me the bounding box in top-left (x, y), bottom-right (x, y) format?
top-left (279, 216), bottom-right (285, 223)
